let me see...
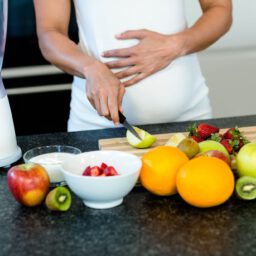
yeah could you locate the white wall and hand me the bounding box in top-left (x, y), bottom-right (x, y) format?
top-left (185, 0), bottom-right (256, 118)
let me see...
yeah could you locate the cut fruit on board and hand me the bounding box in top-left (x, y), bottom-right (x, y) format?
top-left (98, 126), bottom-right (256, 158)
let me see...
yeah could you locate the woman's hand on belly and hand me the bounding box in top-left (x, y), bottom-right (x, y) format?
top-left (102, 29), bottom-right (182, 86)
top-left (84, 61), bottom-right (125, 125)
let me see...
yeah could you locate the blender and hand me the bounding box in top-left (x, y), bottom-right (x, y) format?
top-left (0, 0), bottom-right (21, 167)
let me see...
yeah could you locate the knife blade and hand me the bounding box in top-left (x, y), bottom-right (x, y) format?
top-left (118, 111), bottom-right (142, 140)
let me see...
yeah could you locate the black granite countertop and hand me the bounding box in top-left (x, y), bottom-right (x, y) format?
top-left (1, 115), bottom-right (256, 256)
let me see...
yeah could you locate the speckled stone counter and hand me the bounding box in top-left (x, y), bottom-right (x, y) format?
top-left (1, 115), bottom-right (256, 256)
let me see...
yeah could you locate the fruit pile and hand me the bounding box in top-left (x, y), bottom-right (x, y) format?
top-left (6, 122), bottom-right (256, 210)
top-left (138, 122), bottom-right (256, 207)
top-left (188, 123), bottom-right (250, 155)
top-left (187, 123), bottom-right (256, 202)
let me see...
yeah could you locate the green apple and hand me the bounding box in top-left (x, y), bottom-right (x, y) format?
top-left (126, 127), bottom-right (156, 149)
top-left (236, 142), bottom-right (256, 177)
top-left (198, 140), bottom-right (230, 158)
top-left (165, 133), bottom-right (187, 147)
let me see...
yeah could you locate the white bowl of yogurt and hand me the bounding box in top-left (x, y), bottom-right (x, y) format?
top-left (23, 145), bottom-right (81, 186)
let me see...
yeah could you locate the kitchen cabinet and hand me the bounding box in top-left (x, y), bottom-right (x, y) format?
top-left (3, 0), bottom-right (78, 135)
top-left (8, 90), bottom-right (71, 136)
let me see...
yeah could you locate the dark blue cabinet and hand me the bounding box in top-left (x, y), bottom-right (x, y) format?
top-left (3, 0), bottom-right (78, 135)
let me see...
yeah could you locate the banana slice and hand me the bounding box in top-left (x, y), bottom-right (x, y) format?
top-left (165, 133), bottom-right (187, 147)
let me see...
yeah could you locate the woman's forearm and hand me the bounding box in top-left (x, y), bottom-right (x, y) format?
top-left (173, 0), bottom-right (232, 57)
top-left (38, 30), bottom-right (98, 78)
top-left (33, 0), bottom-right (98, 78)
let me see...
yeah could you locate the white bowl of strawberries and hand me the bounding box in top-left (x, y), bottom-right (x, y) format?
top-left (61, 150), bottom-right (142, 209)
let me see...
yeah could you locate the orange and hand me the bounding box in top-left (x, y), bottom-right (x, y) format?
top-left (176, 156), bottom-right (235, 208)
top-left (140, 146), bottom-right (189, 196)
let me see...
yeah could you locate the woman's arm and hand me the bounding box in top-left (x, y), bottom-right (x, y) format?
top-left (33, 0), bottom-right (125, 125)
top-left (103, 0), bottom-right (232, 86)
top-left (179, 0), bottom-right (232, 55)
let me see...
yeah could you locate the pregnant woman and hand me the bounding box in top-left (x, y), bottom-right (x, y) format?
top-left (33, 0), bottom-right (232, 131)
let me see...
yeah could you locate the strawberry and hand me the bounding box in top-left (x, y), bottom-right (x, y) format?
top-left (104, 166), bottom-right (119, 176)
top-left (237, 133), bottom-right (250, 150)
top-left (100, 162), bottom-right (108, 170)
top-left (230, 139), bottom-right (240, 152)
top-left (220, 139), bottom-right (233, 154)
top-left (223, 127), bottom-right (250, 152)
top-left (223, 127), bottom-right (240, 140)
top-left (188, 124), bottom-right (204, 142)
top-left (209, 133), bottom-right (222, 142)
top-left (238, 139), bottom-right (244, 150)
top-left (191, 135), bottom-right (204, 143)
top-left (197, 123), bottom-right (220, 139)
top-left (89, 166), bottom-right (103, 176)
top-left (82, 166), bottom-right (92, 176)
top-left (188, 123), bottom-right (198, 136)
top-left (188, 123), bottom-right (219, 140)
top-left (232, 137), bottom-right (249, 152)
top-left (237, 137), bottom-right (250, 151)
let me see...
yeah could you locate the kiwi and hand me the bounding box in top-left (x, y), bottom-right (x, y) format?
top-left (177, 138), bottom-right (200, 159)
top-left (45, 186), bottom-right (72, 211)
top-left (235, 176), bottom-right (256, 200)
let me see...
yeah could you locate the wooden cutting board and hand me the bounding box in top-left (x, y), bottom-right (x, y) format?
top-left (98, 126), bottom-right (256, 157)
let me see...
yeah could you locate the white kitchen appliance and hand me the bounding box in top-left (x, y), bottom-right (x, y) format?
top-left (0, 0), bottom-right (21, 167)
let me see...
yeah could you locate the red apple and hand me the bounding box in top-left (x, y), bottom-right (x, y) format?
top-left (7, 163), bottom-right (50, 207)
top-left (196, 150), bottom-right (230, 166)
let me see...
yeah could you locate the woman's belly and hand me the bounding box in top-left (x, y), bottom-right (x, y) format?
top-left (121, 54), bottom-right (209, 124)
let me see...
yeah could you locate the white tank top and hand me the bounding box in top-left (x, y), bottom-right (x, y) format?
top-left (68, 0), bottom-right (212, 131)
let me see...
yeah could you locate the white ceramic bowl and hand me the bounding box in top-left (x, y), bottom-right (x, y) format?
top-left (23, 145), bottom-right (82, 186)
top-left (61, 150), bottom-right (142, 209)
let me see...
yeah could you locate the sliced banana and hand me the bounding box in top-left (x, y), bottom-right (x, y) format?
top-left (165, 133), bottom-right (187, 147)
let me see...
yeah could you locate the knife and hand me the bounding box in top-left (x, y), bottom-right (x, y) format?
top-left (118, 111), bottom-right (142, 140)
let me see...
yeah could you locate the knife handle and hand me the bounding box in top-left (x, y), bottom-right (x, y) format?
top-left (118, 111), bottom-right (126, 124)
